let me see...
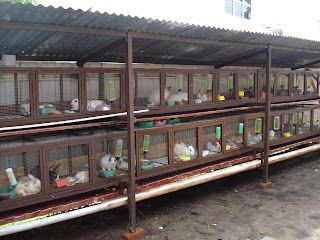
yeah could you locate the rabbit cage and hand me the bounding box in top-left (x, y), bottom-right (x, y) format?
top-left (136, 130), bottom-right (170, 175)
top-left (193, 73), bottom-right (214, 104)
top-left (0, 70), bottom-right (33, 125)
top-left (85, 70), bottom-right (122, 113)
top-left (0, 128), bottom-right (128, 212)
top-left (38, 70), bottom-right (80, 118)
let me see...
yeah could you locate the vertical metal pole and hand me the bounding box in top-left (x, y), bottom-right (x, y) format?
top-left (263, 44), bottom-right (272, 183)
top-left (125, 31), bottom-right (137, 232)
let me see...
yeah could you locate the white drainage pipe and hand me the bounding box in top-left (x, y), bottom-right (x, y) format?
top-left (0, 143), bottom-right (319, 236)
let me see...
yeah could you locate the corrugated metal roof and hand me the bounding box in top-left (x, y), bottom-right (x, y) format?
top-left (0, 2), bottom-right (319, 68)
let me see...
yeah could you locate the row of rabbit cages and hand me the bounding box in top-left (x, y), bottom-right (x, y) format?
top-left (0, 127), bottom-right (129, 212)
top-left (1, 67), bottom-right (319, 127)
top-left (258, 70), bottom-right (320, 103)
top-left (135, 104), bottom-right (320, 178)
top-left (268, 105), bottom-right (320, 145)
top-left (0, 68), bottom-right (124, 127)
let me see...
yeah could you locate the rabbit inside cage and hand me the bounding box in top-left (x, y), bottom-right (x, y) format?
top-left (85, 72), bottom-right (120, 112)
top-left (297, 111), bottom-right (311, 134)
top-left (193, 73), bottom-right (213, 104)
top-left (96, 138), bottom-right (128, 178)
top-left (0, 72), bottom-right (31, 120)
top-left (283, 114), bottom-right (296, 138)
top-left (134, 72), bottom-right (161, 108)
top-left (165, 73), bottom-right (189, 106)
top-left (225, 121), bottom-right (244, 151)
top-left (202, 125), bottom-right (222, 157)
top-left (239, 72), bottom-right (255, 99)
top-left (47, 144), bottom-right (89, 188)
top-left (0, 151), bottom-right (41, 201)
top-left (258, 72), bottom-right (275, 98)
top-left (247, 118), bottom-right (263, 146)
top-left (269, 116), bottom-right (282, 141)
top-left (218, 72), bottom-right (236, 101)
top-left (313, 109), bottom-right (320, 129)
top-left (174, 128), bottom-right (197, 162)
top-left (139, 133), bottom-right (168, 171)
top-left (275, 73), bottom-right (289, 97)
top-left (306, 73), bottom-right (318, 95)
top-left (38, 73), bottom-right (79, 117)
top-left (292, 73), bottom-right (304, 96)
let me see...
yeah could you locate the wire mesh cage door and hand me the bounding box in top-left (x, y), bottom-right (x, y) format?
top-left (292, 73), bottom-right (304, 96)
top-left (138, 132), bottom-right (169, 172)
top-left (247, 117), bottom-right (263, 146)
top-left (134, 72), bottom-right (161, 108)
top-left (86, 72), bottom-right (121, 112)
top-left (0, 72), bottom-right (31, 122)
top-left (238, 72), bottom-right (255, 100)
top-left (193, 73), bottom-right (213, 104)
top-left (165, 73), bottom-right (189, 106)
top-left (269, 115), bottom-right (282, 141)
top-left (217, 72), bottom-right (235, 101)
top-left (0, 150), bottom-right (41, 201)
top-left (202, 124), bottom-right (222, 158)
top-left (225, 121), bottom-right (244, 151)
top-left (47, 143), bottom-right (90, 190)
top-left (275, 73), bottom-right (289, 97)
top-left (96, 138), bottom-right (128, 179)
top-left (297, 111), bottom-right (311, 134)
top-left (283, 113), bottom-right (295, 138)
top-left (306, 73), bottom-right (318, 95)
top-left (258, 71), bottom-right (275, 98)
top-left (38, 72), bottom-right (80, 118)
top-left (313, 109), bottom-right (320, 130)
top-left (174, 128), bottom-right (198, 163)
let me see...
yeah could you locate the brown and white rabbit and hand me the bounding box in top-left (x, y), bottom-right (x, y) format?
top-left (15, 174), bottom-right (41, 197)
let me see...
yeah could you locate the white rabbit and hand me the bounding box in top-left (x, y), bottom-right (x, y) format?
top-left (21, 103), bottom-right (31, 115)
top-left (168, 91), bottom-right (188, 103)
top-left (100, 154), bottom-right (117, 171)
top-left (71, 98), bottom-right (111, 112)
top-left (174, 142), bottom-right (195, 158)
top-left (269, 130), bottom-right (275, 140)
top-left (74, 171), bottom-right (89, 184)
top-left (207, 141), bottom-right (221, 152)
top-left (116, 157), bottom-right (128, 171)
top-left (196, 90), bottom-right (208, 102)
top-left (15, 174), bottom-right (41, 197)
top-left (149, 87), bottom-right (171, 106)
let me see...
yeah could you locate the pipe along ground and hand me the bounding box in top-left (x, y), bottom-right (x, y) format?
top-left (1, 143), bottom-right (320, 236)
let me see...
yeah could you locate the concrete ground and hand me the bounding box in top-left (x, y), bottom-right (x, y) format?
top-left (4, 152), bottom-right (320, 240)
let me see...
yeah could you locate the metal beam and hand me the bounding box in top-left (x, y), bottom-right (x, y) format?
top-left (215, 49), bottom-right (266, 68)
top-left (291, 58), bottom-right (320, 70)
top-left (0, 20), bottom-right (126, 37)
top-left (76, 38), bottom-right (124, 67)
top-left (125, 31), bottom-right (137, 232)
top-left (263, 44), bottom-right (272, 183)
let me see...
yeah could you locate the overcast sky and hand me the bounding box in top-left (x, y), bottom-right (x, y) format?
top-left (39, 0), bottom-right (320, 41)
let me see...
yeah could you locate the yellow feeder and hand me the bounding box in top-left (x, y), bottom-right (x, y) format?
top-left (179, 155), bottom-right (191, 161)
top-left (218, 95), bottom-right (225, 101)
top-left (239, 90), bottom-right (245, 97)
top-left (226, 144), bottom-right (231, 151)
top-left (283, 132), bottom-right (291, 138)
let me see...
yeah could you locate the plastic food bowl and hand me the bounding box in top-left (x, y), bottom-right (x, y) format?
top-left (99, 170), bottom-right (115, 178)
top-left (141, 162), bottom-right (156, 170)
top-left (166, 101), bottom-right (176, 106)
top-left (137, 121), bottom-right (153, 128)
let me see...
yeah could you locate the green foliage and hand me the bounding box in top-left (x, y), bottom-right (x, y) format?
top-left (272, 28), bottom-right (284, 36)
top-left (7, 0), bottom-right (37, 4)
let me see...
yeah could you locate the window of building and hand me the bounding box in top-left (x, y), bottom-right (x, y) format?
top-left (225, 0), bottom-right (251, 19)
